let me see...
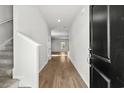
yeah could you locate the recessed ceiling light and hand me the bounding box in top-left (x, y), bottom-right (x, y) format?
top-left (57, 19), bottom-right (61, 22)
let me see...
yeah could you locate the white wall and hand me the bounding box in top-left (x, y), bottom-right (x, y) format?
top-left (14, 33), bottom-right (40, 87)
top-left (14, 5), bottom-right (49, 71)
top-left (13, 5), bottom-right (49, 87)
top-left (51, 39), bottom-right (69, 52)
top-left (48, 33), bottom-right (51, 60)
top-left (0, 5), bottom-right (13, 45)
top-left (69, 6), bottom-right (89, 87)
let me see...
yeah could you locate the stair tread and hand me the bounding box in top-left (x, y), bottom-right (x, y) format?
top-left (0, 40), bottom-right (15, 88)
top-left (0, 51), bottom-right (13, 54)
top-left (0, 64), bottom-right (12, 69)
top-left (0, 78), bottom-right (19, 88)
top-left (0, 48), bottom-right (13, 52)
top-left (1, 49), bottom-right (12, 52)
top-left (5, 44), bottom-right (13, 46)
top-left (0, 49), bottom-right (13, 52)
top-left (0, 55), bottom-right (13, 59)
top-left (0, 51), bottom-right (13, 57)
top-left (0, 61), bottom-right (12, 65)
top-left (0, 68), bottom-right (12, 78)
top-left (3, 46), bottom-right (13, 49)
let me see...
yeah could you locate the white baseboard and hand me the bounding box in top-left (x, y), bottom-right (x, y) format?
top-left (39, 59), bottom-right (48, 72)
top-left (69, 55), bottom-right (89, 87)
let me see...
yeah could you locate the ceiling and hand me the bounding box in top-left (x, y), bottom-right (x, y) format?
top-left (51, 29), bottom-right (69, 39)
top-left (39, 5), bottom-right (83, 31)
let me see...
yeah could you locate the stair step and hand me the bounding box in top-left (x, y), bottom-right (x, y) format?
top-left (0, 45), bottom-right (13, 50)
top-left (0, 54), bottom-right (13, 67)
top-left (0, 60), bottom-right (12, 66)
top-left (0, 64), bottom-right (12, 77)
top-left (5, 43), bottom-right (13, 46)
top-left (0, 55), bottom-right (13, 59)
top-left (7, 40), bottom-right (13, 45)
top-left (5, 45), bottom-right (13, 49)
top-left (0, 61), bottom-right (13, 69)
top-left (0, 51), bottom-right (13, 56)
top-left (0, 60), bottom-right (13, 66)
top-left (6, 45), bottom-right (13, 48)
top-left (0, 49), bottom-right (13, 52)
top-left (0, 78), bottom-right (19, 88)
top-left (0, 40), bottom-right (15, 88)
top-left (0, 47), bottom-right (13, 51)
top-left (0, 66), bottom-right (12, 78)
top-left (0, 63), bottom-right (12, 69)
top-left (0, 54), bottom-right (13, 60)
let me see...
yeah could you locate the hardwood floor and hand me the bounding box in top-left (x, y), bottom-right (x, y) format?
top-left (39, 52), bottom-right (87, 88)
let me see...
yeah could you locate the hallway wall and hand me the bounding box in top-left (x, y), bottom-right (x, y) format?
top-left (69, 6), bottom-right (89, 87)
top-left (48, 32), bottom-right (51, 60)
top-left (13, 6), bottom-right (50, 86)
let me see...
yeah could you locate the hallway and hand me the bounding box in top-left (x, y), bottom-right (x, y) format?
top-left (39, 52), bottom-right (87, 88)
top-left (13, 5), bottom-right (89, 88)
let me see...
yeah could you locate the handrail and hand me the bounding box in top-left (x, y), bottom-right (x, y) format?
top-left (17, 32), bottom-right (41, 46)
top-left (0, 18), bottom-right (13, 25)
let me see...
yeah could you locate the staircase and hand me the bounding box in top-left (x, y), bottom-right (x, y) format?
top-left (0, 39), bottom-right (19, 88)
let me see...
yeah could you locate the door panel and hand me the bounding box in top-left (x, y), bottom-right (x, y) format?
top-left (110, 6), bottom-right (124, 77)
top-left (92, 5), bottom-right (108, 58)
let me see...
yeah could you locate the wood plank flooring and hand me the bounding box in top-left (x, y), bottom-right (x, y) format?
top-left (39, 52), bottom-right (87, 88)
